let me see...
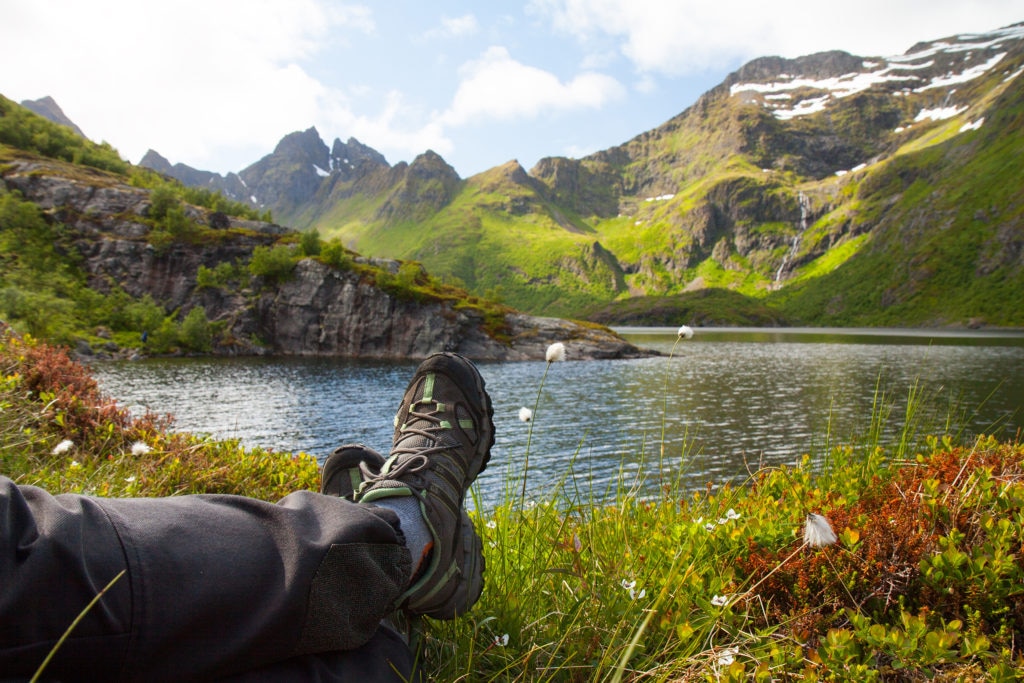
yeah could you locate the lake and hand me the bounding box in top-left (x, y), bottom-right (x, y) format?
top-left (89, 327), bottom-right (1024, 504)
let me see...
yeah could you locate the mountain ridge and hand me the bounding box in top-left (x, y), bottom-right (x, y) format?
top-left (130, 20), bottom-right (1024, 326)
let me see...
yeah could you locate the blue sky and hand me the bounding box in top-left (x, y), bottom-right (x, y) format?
top-left (2, 1), bottom-right (1021, 178)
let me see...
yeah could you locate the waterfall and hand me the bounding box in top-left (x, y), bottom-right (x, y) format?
top-left (774, 191), bottom-right (809, 286)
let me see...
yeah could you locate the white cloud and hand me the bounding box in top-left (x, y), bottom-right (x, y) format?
top-left (322, 90), bottom-right (454, 160)
top-left (529, 0), bottom-right (1024, 75)
top-left (426, 14), bottom-right (480, 39)
top-left (0, 0), bottom-right (374, 172)
top-left (440, 46), bottom-right (625, 126)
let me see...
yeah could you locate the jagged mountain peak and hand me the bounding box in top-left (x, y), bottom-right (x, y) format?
top-left (19, 96), bottom-right (86, 138)
top-left (269, 127), bottom-right (329, 167)
top-left (407, 150), bottom-right (460, 180)
top-left (330, 136), bottom-right (388, 171)
top-left (139, 149), bottom-right (173, 173)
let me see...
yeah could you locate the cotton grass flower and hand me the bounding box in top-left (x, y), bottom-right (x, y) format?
top-left (52, 439), bottom-right (74, 455)
top-left (545, 341), bottom-right (566, 362)
top-left (717, 646), bottom-right (739, 667)
top-left (621, 579), bottom-right (645, 599)
top-left (677, 325), bottom-right (694, 339)
top-left (804, 513), bottom-right (838, 547)
top-left (131, 441), bottom-right (152, 456)
top-left (518, 407), bottom-right (533, 422)
top-left (521, 341), bottom-right (566, 507)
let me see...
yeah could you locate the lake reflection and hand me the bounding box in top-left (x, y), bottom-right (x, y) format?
top-left (90, 328), bottom-right (1024, 504)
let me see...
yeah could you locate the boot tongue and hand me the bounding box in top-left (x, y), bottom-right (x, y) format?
top-left (396, 430), bottom-right (459, 452)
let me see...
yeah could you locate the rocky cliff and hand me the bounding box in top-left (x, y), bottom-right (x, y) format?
top-left (0, 152), bottom-right (646, 361)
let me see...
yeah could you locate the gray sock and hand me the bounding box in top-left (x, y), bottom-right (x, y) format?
top-left (375, 496), bottom-right (432, 572)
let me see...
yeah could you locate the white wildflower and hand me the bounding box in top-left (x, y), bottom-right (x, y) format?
top-left (69, 460), bottom-right (81, 469)
top-left (629, 587), bottom-right (646, 600)
top-left (545, 342), bottom-right (566, 362)
top-left (621, 579), bottom-right (636, 591)
top-left (124, 476), bottom-right (136, 483)
top-left (711, 594), bottom-right (730, 607)
top-left (677, 325), bottom-right (694, 339)
top-left (704, 522), bottom-right (716, 532)
top-left (804, 513), bottom-right (838, 547)
top-left (486, 520), bottom-right (497, 529)
top-left (518, 407), bottom-right (533, 422)
top-left (717, 646), bottom-right (738, 667)
top-left (52, 439), bottom-right (74, 455)
top-left (725, 508), bottom-right (741, 520)
top-left (131, 441), bottom-right (152, 456)
top-left (493, 633), bottom-right (509, 647)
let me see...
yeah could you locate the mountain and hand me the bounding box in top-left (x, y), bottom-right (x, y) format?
top-left (141, 128), bottom-right (396, 224)
top-left (143, 22), bottom-right (1024, 327)
top-left (19, 96), bottom-right (86, 137)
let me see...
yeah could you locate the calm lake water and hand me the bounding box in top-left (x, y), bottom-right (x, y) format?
top-left (89, 327), bottom-right (1024, 504)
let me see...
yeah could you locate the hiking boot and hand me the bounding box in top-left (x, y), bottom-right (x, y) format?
top-left (357, 352), bottom-right (494, 619)
top-left (321, 443), bottom-right (386, 500)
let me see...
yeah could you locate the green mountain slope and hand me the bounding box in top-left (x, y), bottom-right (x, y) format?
top-left (772, 73), bottom-right (1024, 327)
top-left (293, 23), bottom-right (1024, 325)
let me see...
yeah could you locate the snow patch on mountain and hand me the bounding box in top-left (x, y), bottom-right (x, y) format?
top-left (730, 23), bottom-right (1024, 121)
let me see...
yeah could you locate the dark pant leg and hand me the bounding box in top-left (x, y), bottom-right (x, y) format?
top-left (0, 476), bottom-right (412, 682)
top-left (216, 622), bottom-right (421, 683)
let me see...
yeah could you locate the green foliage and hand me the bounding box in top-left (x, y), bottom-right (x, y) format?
top-left (299, 229), bottom-right (321, 257)
top-left (0, 190), bottom-right (88, 343)
top-left (148, 184), bottom-right (178, 221)
top-left (248, 244), bottom-right (297, 282)
top-left (0, 95), bottom-right (128, 174)
top-left (319, 239), bottom-right (354, 269)
top-left (195, 261), bottom-right (243, 290)
top-left (179, 307), bottom-right (212, 352)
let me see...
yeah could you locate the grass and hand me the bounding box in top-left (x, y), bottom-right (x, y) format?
top-left (3, 330), bottom-right (1023, 680)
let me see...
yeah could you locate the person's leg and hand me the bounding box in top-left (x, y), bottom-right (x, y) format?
top-left (214, 621), bottom-right (420, 683)
top-left (0, 352), bottom-right (493, 682)
top-left (0, 476), bottom-right (411, 682)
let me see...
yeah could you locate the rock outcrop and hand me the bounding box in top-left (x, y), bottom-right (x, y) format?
top-left (1, 155), bottom-right (647, 361)
top-left (253, 259), bottom-right (643, 360)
